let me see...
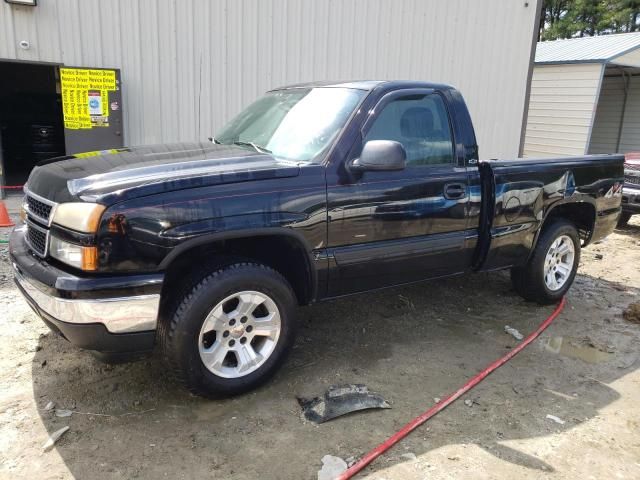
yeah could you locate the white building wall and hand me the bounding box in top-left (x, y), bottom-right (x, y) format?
top-left (619, 75), bottom-right (640, 152)
top-left (588, 73), bottom-right (640, 154)
top-left (611, 48), bottom-right (640, 68)
top-left (588, 74), bottom-right (626, 154)
top-left (0, 0), bottom-right (539, 159)
top-left (523, 63), bottom-right (604, 157)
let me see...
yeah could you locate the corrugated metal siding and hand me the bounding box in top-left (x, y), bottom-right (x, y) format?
top-left (523, 63), bottom-right (604, 157)
top-left (588, 75), bottom-right (625, 154)
top-left (536, 32), bottom-right (640, 64)
top-left (0, 0), bottom-right (538, 159)
top-left (588, 73), bottom-right (640, 154)
top-left (619, 75), bottom-right (640, 152)
top-left (611, 48), bottom-right (640, 68)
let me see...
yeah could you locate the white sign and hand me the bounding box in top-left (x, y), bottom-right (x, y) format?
top-left (88, 92), bottom-right (102, 116)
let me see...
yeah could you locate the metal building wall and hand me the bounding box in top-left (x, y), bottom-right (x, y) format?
top-left (588, 74), bottom-right (626, 154)
top-left (0, 0), bottom-right (539, 159)
top-left (523, 63), bottom-right (604, 157)
top-left (618, 75), bottom-right (640, 152)
top-left (613, 48), bottom-right (640, 68)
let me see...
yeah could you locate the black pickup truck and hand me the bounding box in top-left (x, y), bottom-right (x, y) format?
top-left (10, 81), bottom-right (624, 397)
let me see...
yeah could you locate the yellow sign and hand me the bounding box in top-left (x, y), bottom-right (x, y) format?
top-left (60, 68), bottom-right (117, 130)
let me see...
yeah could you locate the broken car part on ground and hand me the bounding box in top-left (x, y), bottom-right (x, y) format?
top-left (298, 384), bottom-right (390, 424)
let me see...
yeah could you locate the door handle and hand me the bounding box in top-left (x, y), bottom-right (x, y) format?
top-left (444, 183), bottom-right (466, 200)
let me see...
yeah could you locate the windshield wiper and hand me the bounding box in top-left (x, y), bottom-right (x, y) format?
top-left (233, 141), bottom-right (272, 154)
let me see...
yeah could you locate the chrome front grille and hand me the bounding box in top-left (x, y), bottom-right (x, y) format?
top-left (625, 174), bottom-right (640, 186)
top-left (25, 220), bottom-right (49, 257)
top-left (26, 195), bottom-right (52, 223)
top-left (23, 189), bottom-right (57, 226)
top-left (22, 188), bottom-right (57, 257)
top-left (625, 162), bottom-right (640, 171)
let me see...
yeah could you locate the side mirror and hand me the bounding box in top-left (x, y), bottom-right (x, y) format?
top-left (350, 140), bottom-right (406, 172)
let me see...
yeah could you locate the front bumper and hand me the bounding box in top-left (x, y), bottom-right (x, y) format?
top-left (9, 226), bottom-right (163, 354)
top-left (622, 184), bottom-right (640, 214)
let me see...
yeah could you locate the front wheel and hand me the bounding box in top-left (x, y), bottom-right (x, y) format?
top-left (511, 219), bottom-right (580, 305)
top-left (159, 262), bottom-right (297, 397)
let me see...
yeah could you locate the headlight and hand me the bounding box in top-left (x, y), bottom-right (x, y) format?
top-left (49, 236), bottom-right (98, 271)
top-left (52, 203), bottom-right (106, 233)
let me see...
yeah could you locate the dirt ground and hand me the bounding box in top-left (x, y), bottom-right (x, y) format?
top-left (0, 195), bottom-right (639, 480)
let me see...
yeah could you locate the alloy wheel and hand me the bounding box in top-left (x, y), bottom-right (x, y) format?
top-left (198, 290), bottom-right (281, 378)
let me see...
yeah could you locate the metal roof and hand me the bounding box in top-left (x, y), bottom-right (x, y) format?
top-left (535, 32), bottom-right (640, 64)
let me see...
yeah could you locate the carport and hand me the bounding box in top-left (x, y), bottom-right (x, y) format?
top-left (523, 32), bottom-right (640, 158)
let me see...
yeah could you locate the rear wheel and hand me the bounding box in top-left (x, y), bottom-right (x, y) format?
top-left (159, 262), bottom-right (296, 397)
top-left (617, 211), bottom-right (632, 228)
top-left (511, 219), bottom-right (580, 304)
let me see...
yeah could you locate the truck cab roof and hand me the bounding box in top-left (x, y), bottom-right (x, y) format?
top-left (271, 80), bottom-right (456, 92)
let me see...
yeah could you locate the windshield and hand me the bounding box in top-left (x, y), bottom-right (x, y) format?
top-left (214, 87), bottom-right (366, 162)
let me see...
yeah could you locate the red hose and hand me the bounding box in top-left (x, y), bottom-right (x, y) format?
top-left (336, 297), bottom-right (567, 480)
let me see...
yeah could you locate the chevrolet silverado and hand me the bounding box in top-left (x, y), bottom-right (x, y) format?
top-left (10, 81), bottom-right (624, 397)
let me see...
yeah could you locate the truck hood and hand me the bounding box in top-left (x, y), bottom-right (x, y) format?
top-left (25, 142), bottom-right (302, 204)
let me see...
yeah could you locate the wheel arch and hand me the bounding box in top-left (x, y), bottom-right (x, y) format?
top-left (159, 228), bottom-right (318, 307)
top-left (535, 200), bottom-right (597, 251)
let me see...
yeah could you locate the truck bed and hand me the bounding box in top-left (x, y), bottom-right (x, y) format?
top-left (473, 154), bottom-right (625, 271)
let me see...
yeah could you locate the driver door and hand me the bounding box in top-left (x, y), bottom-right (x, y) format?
top-left (326, 90), bottom-right (472, 296)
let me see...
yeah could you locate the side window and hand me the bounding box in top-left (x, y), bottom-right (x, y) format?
top-left (364, 94), bottom-right (455, 167)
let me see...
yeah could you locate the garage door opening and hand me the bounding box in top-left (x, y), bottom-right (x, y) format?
top-left (0, 61), bottom-right (65, 187)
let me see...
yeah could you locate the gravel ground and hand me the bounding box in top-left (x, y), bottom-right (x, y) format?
top-left (0, 196), bottom-right (639, 479)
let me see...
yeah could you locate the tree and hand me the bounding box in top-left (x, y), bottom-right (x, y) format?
top-left (539, 0), bottom-right (640, 40)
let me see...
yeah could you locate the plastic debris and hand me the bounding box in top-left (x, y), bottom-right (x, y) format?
top-left (42, 426), bottom-right (69, 452)
top-left (317, 455), bottom-right (348, 480)
top-left (298, 384), bottom-right (390, 424)
top-left (55, 409), bottom-right (73, 418)
top-left (464, 399), bottom-right (473, 407)
top-left (504, 325), bottom-right (524, 341)
top-left (44, 401), bottom-right (55, 411)
top-left (545, 414), bottom-right (565, 425)
top-left (400, 452), bottom-right (417, 461)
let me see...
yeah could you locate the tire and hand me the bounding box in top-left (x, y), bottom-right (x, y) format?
top-left (617, 211), bottom-right (632, 228)
top-left (159, 262), bottom-right (297, 397)
top-left (511, 219), bottom-right (581, 305)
